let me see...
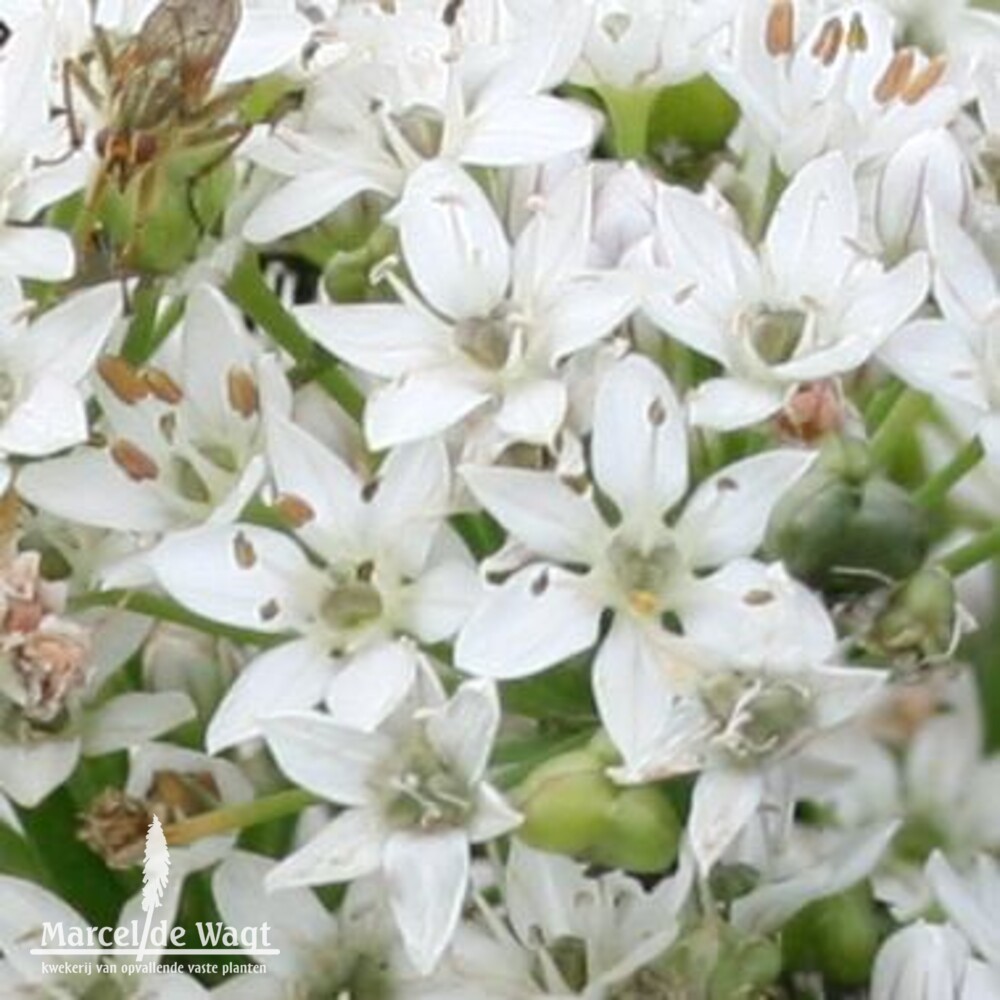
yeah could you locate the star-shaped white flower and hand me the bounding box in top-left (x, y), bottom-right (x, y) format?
top-left (262, 674), bottom-right (520, 976)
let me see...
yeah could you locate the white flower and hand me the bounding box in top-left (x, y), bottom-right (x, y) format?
top-left (613, 559), bottom-right (886, 874)
top-left (151, 418), bottom-right (479, 751)
top-left (19, 285), bottom-right (290, 536)
top-left (0, 875), bottom-right (209, 998)
top-left (0, 282), bottom-right (119, 493)
top-left (455, 354), bottom-right (815, 766)
top-left (241, 4), bottom-right (595, 243)
top-left (869, 127), bottom-right (970, 260)
top-left (213, 852), bottom-right (408, 998)
top-left (871, 921), bottom-right (999, 1000)
top-left (571, 0), bottom-right (736, 92)
top-left (711, 1), bottom-right (961, 174)
top-left (642, 151), bottom-right (928, 429)
top-left (424, 841), bottom-right (693, 998)
top-left (262, 675), bottom-right (520, 975)
top-left (880, 209), bottom-right (1000, 469)
top-left (297, 164), bottom-right (636, 452)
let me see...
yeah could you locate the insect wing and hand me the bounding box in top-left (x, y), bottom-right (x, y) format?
top-left (114, 0), bottom-right (241, 126)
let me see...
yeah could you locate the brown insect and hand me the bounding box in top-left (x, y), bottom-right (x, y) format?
top-left (64, 0), bottom-right (249, 261)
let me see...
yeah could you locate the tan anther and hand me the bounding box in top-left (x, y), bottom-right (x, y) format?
top-left (227, 367), bottom-right (259, 419)
top-left (274, 493), bottom-right (316, 528)
top-left (874, 48), bottom-right (916, 103)
top-left (142, 367), bottom-right (183, 404)
top-left (110, 439), bottom-right (159, 482)
top-left (98, 356), bottom-right (149, 404)
top-left (901, 56), bottom-right (947, 105)
top-left (765, 0), bottom-right (795, 56)
top-left (811, 18), bottom-right (844, 67)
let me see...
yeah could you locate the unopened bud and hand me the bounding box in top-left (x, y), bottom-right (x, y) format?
top-left (868, 568), bottom-right (957, 670)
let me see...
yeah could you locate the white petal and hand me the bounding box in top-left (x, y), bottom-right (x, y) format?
top-left (0, 375), bottom-right (86, 457)
top-left (395, 161), bottom-right (510, 320)
top-left (213, 852), bottom-right (334, 979)
top-left (262, 711), bottom-right (390, 805)
top-left (928, 208), bottom-right (998, 326)
top-left (152, 525), bottom-right (321, 632)
top-left (455, 566), bottom-right (601, 679)
top-left (266, 809), bottom-right (384, 889)
top-left (217, 6), bottom-right (311, 83)
top-left (324, 642), bottom-right (417, 732)
top-left (427, 679), bottom-right (500, 783)
top-left (467, 784), bottom-right (523, 843)
top-left (0, 876), bottom-right (85, 980)
top-left (495, 378), bottom-right (567, 446)
top-left (880, 320), bottom-right (988, 410)
top-left (593, 355), bottom-right (688, 523)
top-left (676, 450), bottom-right (816, 569)
top-left (544, 272), bottom-right (638, 361)
top-left (926, 852), bottom-right (1000, 969)
top-left (295, 303), bottom-right (449, 378)
top-left (459, 96), bottom-right (595, 167)
top-left (16, 450), bottom-right (180, 532)
top-left (82, 692), bottom-right (195, 755)
top-left (0, 225), bottom-right (74, 281)
top-left (592, 617), bottom-right (682, 770)
top-left (461, 464), bottom-right (605, 564)
top-left (688, 768), bottom-right (764, 875)
top-left (244, 169), bottom-right (390, 244)
top-left (384, 827), bottom-right (469, 975)
top-left (405, 560), bottom-right (482, 643)
top-left (0, 738), bottom-right (80, 807)
top-left (366, 372), bottom-right (489, 449)
top-left (687, 378), bottom-right (784, 431)
top-left (206, 639), bottom-right (332, 753)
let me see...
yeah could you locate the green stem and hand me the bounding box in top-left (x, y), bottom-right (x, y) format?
top-left (601, 87), bottom-right (659, 160)
top-left (914, 438), bottom-right (984, 509)
top-left (70, 589), bottom-right (288, 647)
top-left (939, 525), bottom-right (1000, 577)
top-left (868, 389), bottom-right (929, 466)
top-left (864, 379), bottom-right (905, 431)
top-left (225, 253), bottom-right (365, 420)
top-left (165, 789), bottom-right (317, 846)
top-left (121, 279), bottom-right (163, 365)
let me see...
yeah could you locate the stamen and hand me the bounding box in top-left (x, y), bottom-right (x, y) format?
top-left (874, 49), bottom-right (915, 103)
top-left (110, 439), bottom-right (159, 482)
top-left (811, 18), bottom-right (844, 67)
top-left (765, 0), bottom-right (795, 56)
top-left (901, 56), bottom-right (947, 105)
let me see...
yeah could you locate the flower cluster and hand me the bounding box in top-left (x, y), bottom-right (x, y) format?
top-left (0, 0), bottom-right (998, 996)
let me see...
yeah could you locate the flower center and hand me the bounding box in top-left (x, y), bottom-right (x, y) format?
top-left (607, 536), bottom-right (681, 617)
top-left (321, 578), bottom-right (385, 634)
top-left (454, 306), bottom-right (519, 371)
top-left (699, 673), bottom-right (813, 762)
top-left (379, 731), bottom-right (473, 832)
top-left (745, 306), bottom-right (807, 366)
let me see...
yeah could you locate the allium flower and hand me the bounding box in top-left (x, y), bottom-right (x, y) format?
top-left (0, 876), bottom-right (210, 998)
top-left (19, 285), bottom-right (289, 538)
top-left (641, 151), bottom-right (928, 429)
top-left (423, 841), bottom-right (693, 998)
top-left (262, 674), bottom-right (520, 974)
top-left (613, 559), bottom-right (887, 873)
top-left (213, 853), bottom-right (409, 999)
top-left (298, 164), bottom-right (636, 453)
top-left (456, 354), bottom-right (814, 764)
top-left (712, 1), bottom-right (961, 173)
top-left (881, 209), bottom-right (1000, 468)
top-left (152, 418), bottom-right (478, 751)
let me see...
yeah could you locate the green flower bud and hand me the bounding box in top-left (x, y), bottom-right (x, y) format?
top-left (868, 568), bottom-right (957, 668)
top-left (781, 885), bottom-right (882, 988)
top-left (586, 786), bottom-right (681, 874)
top-left (650, 76), bottom-right (739, 154)
top-left (709, 862), bottom-right (761, 904)
top-left (512, 750), bottom-right (615, 856)
top-left (708, 934), bottom-right (782, 1000)
top-left (766, 455), bottom-right (930, 593)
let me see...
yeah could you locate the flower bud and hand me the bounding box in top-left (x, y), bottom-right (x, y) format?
top-left (782, 885), bottom-right (882, 987)
top-left (708, 934), bottom-right (782, 1000)
top-left (586, 786), bottom-right (680, 874)
top-left (766, 443), bottom-right (929, 592)
top-left (650, 75), bottom-right (739, 156)
top-left (512, 749), bottom-right (616, 856)
top-left (865, 568), bottom-right (958, 669)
